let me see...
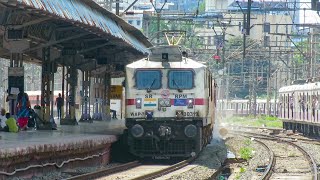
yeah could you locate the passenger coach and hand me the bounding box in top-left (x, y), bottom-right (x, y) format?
top-left (279, 81), bottom-right (320, 135)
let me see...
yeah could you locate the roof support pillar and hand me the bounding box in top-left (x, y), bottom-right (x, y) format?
top-left (7, 53), bottom-right (24, 116)
top-left (61, 65), bottom-right (66, 122)
top-left (92, 76), bottom-right (103, 120)
top-left (61, 60), bottom-right (78, 125)
top-left (39, 46), bottom-right (56, 129)
top-left (79, 70), bottom-right (92, 122)
top-left (102, 72), bottom-right (111, 120)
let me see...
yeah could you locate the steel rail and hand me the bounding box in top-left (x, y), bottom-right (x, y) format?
top-left (227, 133), bottom-right (276, 180)
top-left (258, 136), bottom-right (318, 180)
top-left (254, 139), bottom-right (275, 180)
top-left (208, 138), bottom-right (274, 180)
top-left (231, 127), bottom-right (320, 145)
top-left (65, 161), bottom-right (140, 180)
top-left (208, 165), bottom-right (228, 180)
top-left (131, 156), bottom-right (196, 180)
top-left (284, 141), bottom-right (318, 180)
top-left (232, 131), bottom-right (318, 180)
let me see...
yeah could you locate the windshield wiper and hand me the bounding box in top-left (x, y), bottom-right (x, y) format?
top-left (173, 79), bottom-right (183, 92)
top-left (147, 79), bottom-right (156, 92)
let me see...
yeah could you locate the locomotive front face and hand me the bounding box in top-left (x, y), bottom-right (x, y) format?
top-left (126, 68), bottom-right (202, 120)
top-left (124, 46), bottom-right (214, 158)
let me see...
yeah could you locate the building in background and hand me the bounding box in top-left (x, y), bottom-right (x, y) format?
top-left (163, 0), bottom-right (203, 12)
top-left (205, 0), bottom-right (233, 12)
top-left (94, 0), bottom-right (113, 11)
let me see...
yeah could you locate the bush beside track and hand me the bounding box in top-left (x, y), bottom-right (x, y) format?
top-left (224, 115), bottom-right (283, 128)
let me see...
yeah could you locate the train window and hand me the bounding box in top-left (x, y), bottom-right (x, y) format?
top-left (168, 70), bottom-right (194, 89)
top-left (135, 70), bottom-right (162, 90)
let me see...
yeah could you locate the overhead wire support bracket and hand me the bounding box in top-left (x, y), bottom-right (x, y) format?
top-left (286, 35), bottom-right (308, 58)
top-left (121, 0), bottom-right (139, 16)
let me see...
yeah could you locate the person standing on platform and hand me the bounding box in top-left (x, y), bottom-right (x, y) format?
top-left (0, 108), bottom-right (7, 131)
top-left (110, 109), bottom-right (117, 119)
top-left (6, 89), bottom-right (14, 115)
top-left (55, 93), bottom-right (63, 120)
top-left (16, 92), bottom-right (31, 131)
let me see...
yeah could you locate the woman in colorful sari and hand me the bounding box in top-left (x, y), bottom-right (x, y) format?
top-left (16, 92), bottom-right (31, 130)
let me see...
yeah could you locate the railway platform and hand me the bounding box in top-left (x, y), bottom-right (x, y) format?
top-left (0, 119), bottom-right (126, 180)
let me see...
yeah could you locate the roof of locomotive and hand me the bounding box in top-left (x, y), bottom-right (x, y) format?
top-left (126, 57), bottom-right (206, 69)
top-left (126, 46), bottom-right (206, 69)
top-left (279, 82), bottom-right (320, 93)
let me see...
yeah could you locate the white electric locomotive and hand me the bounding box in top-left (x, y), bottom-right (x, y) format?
top-left (125, 46), bottom-right (216, 158)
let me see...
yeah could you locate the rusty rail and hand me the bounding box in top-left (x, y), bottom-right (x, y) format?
top-left (254, 139), bottom-right (275, 180)
top-left (285, 141), bottom-right (318, 180)
top-left (131, 156), bottom-right (196, 180)
top-left (232, 130), bottom-right (318, 180)
top-left (65, 161), bottom-right (140, 180)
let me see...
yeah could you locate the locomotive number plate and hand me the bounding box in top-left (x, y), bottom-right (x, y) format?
top-left (153, 156), bottom-right (170, 160)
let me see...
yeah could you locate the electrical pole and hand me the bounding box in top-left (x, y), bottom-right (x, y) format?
top-left (266, 46), bottom-right (271, 116)
top-left (222, 30), bottom-right (226, 66)
top-left (235, 0), bottom-right (249, 84)
top-left (246, 0), bottom-right (252, 35)
top-left (157, 13), bottom-right (160, 44)
top-left (116, 1), bottom-right (119, 16)
top-left (248, 0), bottom-right (254, 116)
top-left (310, 30), bottom-right (316, 78)
top-left (253, 58), bottom-right (257, 116)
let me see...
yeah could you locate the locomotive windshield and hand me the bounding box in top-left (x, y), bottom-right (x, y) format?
top-left (168, 70), bottom-right (194, 89)
top-left (135, 70), bottom-right (162, 90)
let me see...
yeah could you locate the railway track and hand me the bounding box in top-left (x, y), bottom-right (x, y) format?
top-left (132, 157), bottom-right (196, 180)
top-left (254, 139), bottom-right (275, 180)
top-left (228, 125), bottom-right (320, 145)
top-left (65, 161), bottom-right (140, 180)
top-left (65, 156), bottom-right (196, 180)
top-left (231, 130), bottom-right (318, 180)
top-left (210, 138), bottom-right (275, 180)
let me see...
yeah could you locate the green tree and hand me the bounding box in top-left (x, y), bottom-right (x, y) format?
top-left (198, 1), bottom-right (206, 14)
top-left (222, 36), bottom-right (271, 99)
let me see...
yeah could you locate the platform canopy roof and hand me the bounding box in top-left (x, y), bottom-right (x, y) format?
top-left (0, 0), bottom-right (153, 75)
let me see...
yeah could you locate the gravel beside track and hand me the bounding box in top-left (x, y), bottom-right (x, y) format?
top-left (157, 139), bottom-right (227, 180)
top-left (225, 136), bottom-right (270, 180)
top-left (227, 126), bottom-right (320, 179)
top-left (262, 139), bottom-right (313, 179)
top-left (294, 142), bottom-right (320, 166)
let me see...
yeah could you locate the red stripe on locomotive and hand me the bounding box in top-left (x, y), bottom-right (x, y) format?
top-left (194, 98), bottom-right (205, 105)
top-left (126, 99), bottom-right (135, 105)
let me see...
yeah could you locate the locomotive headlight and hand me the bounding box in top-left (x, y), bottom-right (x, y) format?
top-left (187, 98), bottom-right (194, 109)
top-left (184, 124), bottom-right (197, 138)
top-left (131, 124), bottom-right (144, 138)
top-left (136, 98), bottom-right (142, 109)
